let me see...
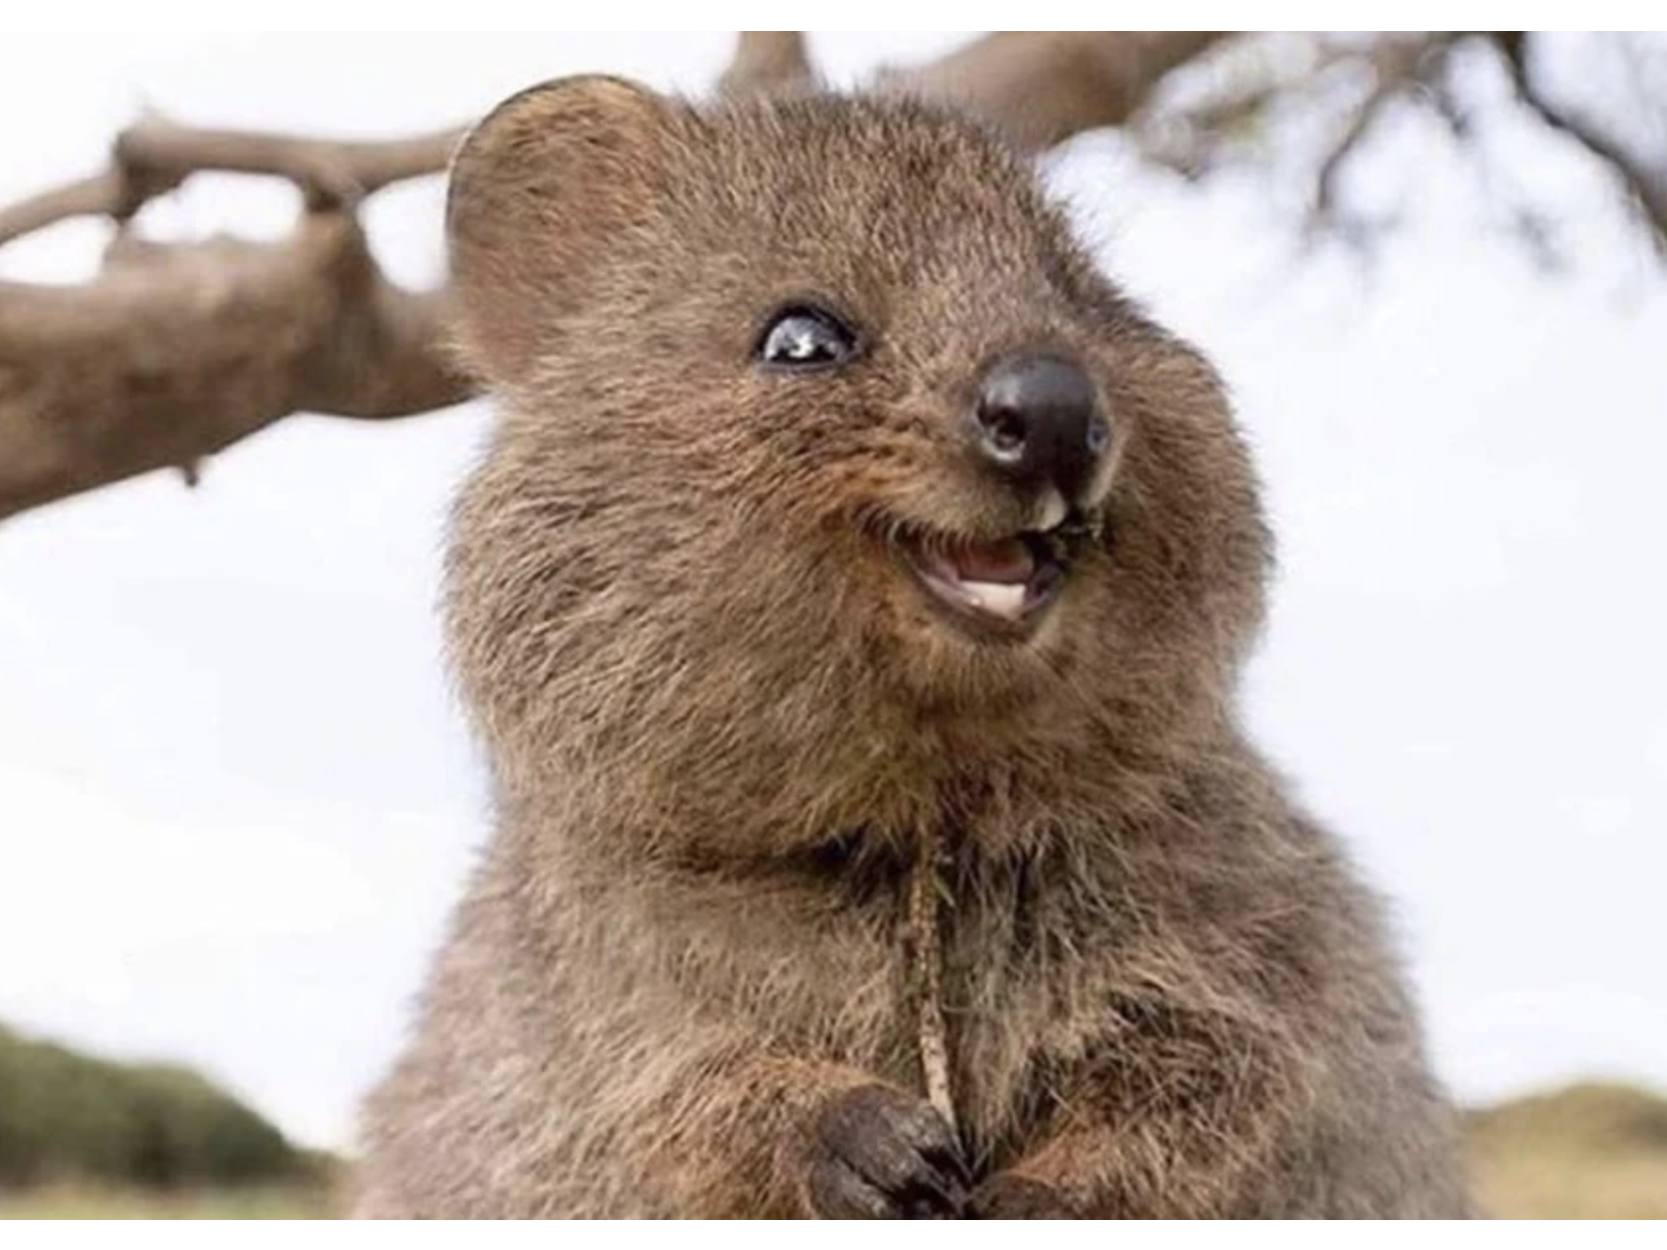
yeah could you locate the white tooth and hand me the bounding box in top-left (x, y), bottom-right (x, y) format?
top-left (1035, 489), bottom-right (1067, 532)
top-left (963, 580), bottom-right (1027, 620)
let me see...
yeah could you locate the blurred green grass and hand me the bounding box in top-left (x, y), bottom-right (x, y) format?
top-left (0, 1022), bottom-right (312, 1192)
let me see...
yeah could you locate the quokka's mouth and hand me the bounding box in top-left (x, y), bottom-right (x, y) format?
top-left (895, 513), bottom-right (1099, 639)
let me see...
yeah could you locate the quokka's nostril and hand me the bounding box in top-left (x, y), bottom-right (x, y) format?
top-left (971, 353), bottom-right (1108, 504)
top-left (979, 406), bottom-right (1029, 460)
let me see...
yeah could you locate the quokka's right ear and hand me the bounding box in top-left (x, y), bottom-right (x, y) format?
top-left (446, 75), bottom-right (677, 385)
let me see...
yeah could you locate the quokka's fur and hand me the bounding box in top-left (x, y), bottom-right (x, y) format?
top-left (355, 76), bottom-right (1473, 1218)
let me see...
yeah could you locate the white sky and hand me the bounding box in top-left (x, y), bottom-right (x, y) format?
top-left (1, 34), bottom-right (1663, 1151)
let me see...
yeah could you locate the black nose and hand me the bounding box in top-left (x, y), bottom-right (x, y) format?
top-left (972, 353), bottom-right (1109, 505)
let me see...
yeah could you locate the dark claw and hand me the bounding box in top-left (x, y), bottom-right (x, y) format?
top-left (970, 1173), bottom-right (1080, 1219)
top-left (807, 1084), bottom-right (970, 1219)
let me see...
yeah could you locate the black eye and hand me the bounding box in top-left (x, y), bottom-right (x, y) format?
top-left (756, 305), bottom-right (858, 370)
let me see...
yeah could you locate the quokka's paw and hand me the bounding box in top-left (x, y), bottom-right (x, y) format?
top-left (806, 1084), bottom-right (970, 1219)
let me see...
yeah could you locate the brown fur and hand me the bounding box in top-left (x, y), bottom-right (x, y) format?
top-left (355, 77), bottom-right (1472, 1218)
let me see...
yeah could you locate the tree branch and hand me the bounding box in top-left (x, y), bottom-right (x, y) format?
top-left (0, 116), bottom-right (461, 252)
top-left (0, 169), bottom-right (171, 249)
top-left (1310, 36), bottom-right (1456, 230)
top-left (0, 115), bottom-right (474, 519)
top-left (112, 116), bottom-right (464, 210)
top-left (1497, 32), bottom-right (1667, 246)
top-left (0, 214), bottom-right (470, 520)
top-left (719, 32), bottom-right (812, 97)
top-left (884, 31), bottom-right (1228, 152)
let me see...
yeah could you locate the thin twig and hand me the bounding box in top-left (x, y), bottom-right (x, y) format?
top-left (1312, 36), bottom-right (1454, 227)
top-left (907, 834), bottom-right (957, 1134)
top-left (1497, 32), bottom-right (1667, 247)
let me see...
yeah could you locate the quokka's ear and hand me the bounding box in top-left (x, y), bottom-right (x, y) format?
top-left (446, 75), bottom-right (676, 385)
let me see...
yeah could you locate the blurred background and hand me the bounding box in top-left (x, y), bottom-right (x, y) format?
top-left (0, 32), bottom-right (1663, 1218)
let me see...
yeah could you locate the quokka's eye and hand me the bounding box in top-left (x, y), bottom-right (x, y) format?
top-left (756, 305), bottom-right (858, 370)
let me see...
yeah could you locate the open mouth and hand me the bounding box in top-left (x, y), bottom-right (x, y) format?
top-left (896, 515), bottom-right (1095, 638)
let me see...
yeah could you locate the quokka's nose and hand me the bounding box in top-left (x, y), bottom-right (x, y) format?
top-left (971, 353), bottom-right (1110, 506)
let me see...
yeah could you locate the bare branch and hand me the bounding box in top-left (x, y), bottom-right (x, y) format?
top-left (0, 169), bottom-right (172, 249)
top-left (1311, 36), bottom-right (1456, 227)
top-left (1496, 32), bottom-right (1667, 246)
top-left (720, 32), bottom-right (813, 98)
top-left (1117, 34), bottom-right (1345, 180)
top-left (111, 116), bottom-right (464, 209)
top-left (0, 214), bottom-right (471, 520)
top-left (1312, 87), bottom-right (1394, 224)
top-left (0, 117), bottom-right (461, 254)
top-left (0, 108), bottom-right (477, 520)
top-left (884, 31), bottom-right (1228, 152)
